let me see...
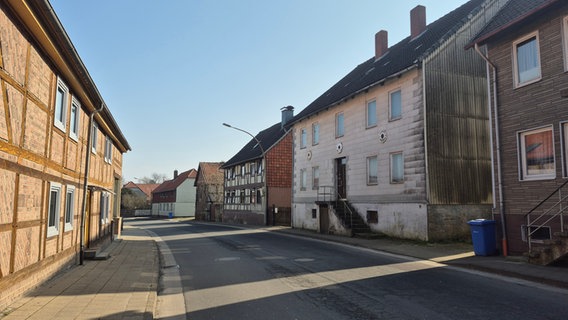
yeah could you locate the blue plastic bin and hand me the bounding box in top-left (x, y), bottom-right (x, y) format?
top-left (467, 219), bottom-right (496, 256)
top-left (168, 212), bottom-right (173, 219)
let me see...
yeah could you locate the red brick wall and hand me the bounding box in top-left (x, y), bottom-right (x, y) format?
top-left (266, 132), bottom-right (292, 188)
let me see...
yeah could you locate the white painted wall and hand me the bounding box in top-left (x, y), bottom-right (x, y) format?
top-left (174, 178), bottom-right (196, 217)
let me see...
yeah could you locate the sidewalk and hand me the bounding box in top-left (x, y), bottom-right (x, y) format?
top-left (0, 226), bottom-right (159, 320)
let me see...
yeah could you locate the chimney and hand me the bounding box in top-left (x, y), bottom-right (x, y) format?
top-left (281, 105), bottom-right (294, 128)
top-left (375, 30), bottom-right (388, 59)
top-left (410, 5), bottom-right (426, 40)
top-left (174, 170), bottom-right (178, 179)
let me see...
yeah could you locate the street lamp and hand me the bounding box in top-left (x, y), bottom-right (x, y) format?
top-left (222, 123), bottom-right (268, 225)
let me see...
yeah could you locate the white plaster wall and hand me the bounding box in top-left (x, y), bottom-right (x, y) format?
top-left (352, 202), bottom-right (428, 240)
top-left (174, 178), bottom-right (196, 217)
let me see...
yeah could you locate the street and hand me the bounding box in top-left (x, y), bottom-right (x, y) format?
top-left (131, 219), bottom-right (567, 320)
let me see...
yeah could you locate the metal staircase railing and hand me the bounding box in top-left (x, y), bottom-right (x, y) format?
top-left (317, 186), bottom-right (354, 234)
top-left (524, 180), bottom-right (568, 253)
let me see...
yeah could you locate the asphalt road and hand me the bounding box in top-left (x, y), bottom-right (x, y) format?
top-left (133, 219), bottom-right (568, 320)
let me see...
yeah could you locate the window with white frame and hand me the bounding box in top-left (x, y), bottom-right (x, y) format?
top-left (48, 182), bottom-right (61, 237)
top-left (367, 100), bottom-right (377, 128)
top-left (312, 123), bottom-right (320, 145)
top-left (91, 122), bottom-right (98, 153)
top-left (519, 127), bottom-right (555, 180)
top-left (300, 169), bottom-right (307, 191)
top-left (390, 152), bottom-right (404, 183)
top-left (104, 135), bottom-right (112, 163)
top-left (100, 192), bottom-right (110, 224)
top-left (564, 16), bottom-right (568, 71)
top-left (563, 122), bottom-right (568, 177)
top-left (367, 156), bottom-right (378, 185)
top-left (300, 128), bottom-right (307, 148)
top-left (336, 112), bottom-right (344, 138)
top-left (54, 78), bottom-right (68, 132)
top-left (69, 97), bottom-right (80, 141)
top-left (312, 166), bottom-right (319, 190)
top-left (390, 89), bottom-right (402, 120)
top-left (64, 186), bottom-right (75, 231)
top-left (513, 32), bottom-right (541, 87)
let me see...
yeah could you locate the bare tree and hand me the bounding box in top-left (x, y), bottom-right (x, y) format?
top-left (137, 173), bottom-right (168, 184)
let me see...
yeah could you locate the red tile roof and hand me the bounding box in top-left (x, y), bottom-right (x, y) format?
top-left (152, 169), bottom-right (197, 194)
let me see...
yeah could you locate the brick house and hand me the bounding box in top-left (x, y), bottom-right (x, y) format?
top-left (470, 0), bottom-right (568, 260)
top-left (0, 1), bottom-right (130, 309)
top-left (222, 106), bottom-right (293, 226)
top-left (194, 162), bottom-right (225, 222)
top-left (289, 0), bottom-right (507, 240)
top-left (151, 169), bottom-right (197, 217)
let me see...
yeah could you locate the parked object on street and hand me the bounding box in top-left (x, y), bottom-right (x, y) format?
top-left (468, 219), bottom-right (497, 256)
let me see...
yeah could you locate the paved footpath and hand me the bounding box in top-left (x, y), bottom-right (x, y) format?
top-left (0, 226), bottom-right (159, 320)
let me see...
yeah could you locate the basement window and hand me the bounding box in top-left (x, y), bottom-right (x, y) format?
top-left (521, 225), bottom-right (551, 242)
top-left (367, 210), bottom-right (378, 224)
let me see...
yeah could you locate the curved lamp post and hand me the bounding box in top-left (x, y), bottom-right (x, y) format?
top-left (222, 123), bottom-right (268, 225)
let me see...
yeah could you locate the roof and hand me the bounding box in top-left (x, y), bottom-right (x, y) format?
top-left (469, 0), bottom-right (559, 46)
top-left (152, 169), bottom-right (197, 194)
top-left (195, 162), bottom-right (225, 186)
top-left (124, 182), bottom-right (161, 197)
top-left (290, 0), bottom-right (486, 124)
top-left (221, 122), bottom-right (289, 168)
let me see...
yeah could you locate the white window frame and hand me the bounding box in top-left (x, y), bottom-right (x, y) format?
top-left (300, 128), bottom-right (307, 149)
top-left (389, 89), bottom-right (402, 120)
top-left (69, 97), bottom-right (80, 141)
top-left (64, 185), bottom-right (75, 231)
top-left (518, 126), bottom-right (555, 181)
top-left (563, 16), bottom-right (568, 72)
top-left (367, 156), bottom-right (378, 185)
top-left (366, 99), bottom-right (377, 128)
top-left (390, 152), bottom-right (404, 184)
top-left (48, 182), bottom-right (62, 237)
top-left (300, 169), bottom-right (307, 191)
top-left (104, 135), bottom-right (112, 163)
top-left (513, 31), bottom-right (541, 88)
top-left (312, 166), bottom-right (319, 190)
top-left (101, 192), bottom-right (110, 224)
top-left (91, 122), bottom-right (98, 153)
top-left (562, 122), bottom-right (568, 177)
top-left (54, 78), bottom-right (68, 132)
top-left (312, 123), bottom-right (320, 145)
top-left (336, 112), bottom-right (344, 138)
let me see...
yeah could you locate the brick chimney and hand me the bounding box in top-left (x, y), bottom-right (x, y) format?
top-left (281, 105), bottom-right (294, 128)
top-left (410, 5), bottom-right (426, 40)
top-left (375, 30), bottom-right (388, 59)
top-left (174, 170), bottom-right (178, 179)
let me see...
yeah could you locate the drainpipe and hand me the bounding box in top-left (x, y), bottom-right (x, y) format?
top-left (79, 103), bottom-right (104, 265)
top-left (474, 44), bottom-right (508, 256)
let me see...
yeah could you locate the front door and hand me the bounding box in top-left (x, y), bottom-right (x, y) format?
top-left (336, 157), bottom-right (347, 199)
top-left (319, 205), bottom-right (329, 234)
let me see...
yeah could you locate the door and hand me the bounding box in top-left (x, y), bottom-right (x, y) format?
top-left (336, 157), bottom-right (347, 199)
top-left (319, 205), bottom-right (329, 234)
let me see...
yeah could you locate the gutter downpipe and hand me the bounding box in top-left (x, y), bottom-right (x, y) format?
top-left (474, 43), bottom-right (507, 256)
top-left (79, 103), bottom-right (104, 265)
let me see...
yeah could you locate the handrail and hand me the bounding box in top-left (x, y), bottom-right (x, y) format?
top-left (525, 180), bottom-right (568, 252)
top-left (317, 186), bottom-right (354, 235)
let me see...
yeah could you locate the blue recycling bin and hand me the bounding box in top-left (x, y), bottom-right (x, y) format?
top-left (468, 219), bottom-right (496, 256)
top-left (168, 212), bottom-right (173, 219)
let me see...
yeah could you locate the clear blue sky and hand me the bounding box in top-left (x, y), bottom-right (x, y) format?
top-left (50, 0), bottom-right (468, 183)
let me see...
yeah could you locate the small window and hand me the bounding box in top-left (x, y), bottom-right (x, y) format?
top-left (256, 189), bottom-right (262, 204)
top-left (390, 90), bottom-right (402, 120)
top-left (300, 169), bottom-right (307, 191)
top-left (54, 78), bottom-right (68, 132)
top-left (312, 208), bottom-right (317, 219)
top-left (69, 97), bottom-right (80, 140)
top-left (390, 152), bottom-right (404, 183)
top-left (64, 186), bottom-right (75, 231)
top-left (513, 32), bottom-right (541, 87)
top-left (367, 210), bottom-right (378, 224)
top-left (240, 189), bottom-right (246, 204)
top-left (367, 100), bottom-right (377, 128)
top-left (91, 122), bottom-right (98, 153)
top-left (336, 112), bottom-right (344, 138)
top-left (367, 156), bottom-right (378, 185)
top-left (300, 128), bottom-right (307, 148)
top-left (519, 127), bottom-right (555, 180)
top-left (100, 192), bottom-right (110, 224)
top-left (48, 182), bottom-right (61, 237)
top-left (104, 136), bottom-right (112, 163)
top-left (312, 167), bottom-right (319, 190)
top-left (312, 123), bottom-right (320, 145)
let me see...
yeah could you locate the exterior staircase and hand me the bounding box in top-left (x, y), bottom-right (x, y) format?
top-left (332, 199), bottom-right (373, 236)
top-left (527, 232), bottom-right (568, 265)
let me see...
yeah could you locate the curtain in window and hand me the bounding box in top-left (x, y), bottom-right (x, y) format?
top-left (392, 153), bottom-right (404, 182)
top-left (517, 38), bottom-right (539, 84)
top-left (524, 130), bottom-right (554, 176)
top-left (390, 91), bottom-right (402, 119)
top-left (367, 101), bottom-right (377, 127)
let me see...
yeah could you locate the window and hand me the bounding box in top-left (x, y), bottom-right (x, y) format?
top-left (100, 192), bottom-right (110, 224)
top-left (69, 97), bottom-right (80, 140)
top-left (563, 122), bottom-right (568, 177)
top-left (312, 123), bottom-right (320, 145)
top-left (54, 78), bottom-right (68, 131)
top-left (513, 32), bottom-right (541, 87)
top-left (390, 152), bottom-right (404, 183)
top-left (300, 169), bottom-right (307, 191)
top-left (564, 17), bottom-right (568, 71)
top-left (250, 162), bottom-right (256, 176)
top-left (256, 189), bottom-right (262, 204)
top-left (91, 122), bottom-right (98, 153)
top-left (240, 189), bottom-right (246, 204)
top-left (64, 186), bottom-right (75, 231)
top-left (367, 210), bottom-right (378, 224)
top-left (300, 128), bottom-right (307, 148)
top-left (519, 127), bottom-right (555, 180)
top-left (48, 183), bottom-right (61, 237)
top-left (336, 112), bottom-right (344, 138)
top-left (104, 136), bottom-right (112, 163)
top-left (390, 90), bottom-right (402, 120)
top-left (367, 100), bottom-right (377, 128)
top-left (312, 167), bottom-right (319, 190)
top-left (367, 156), bottom-right (378, 185)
